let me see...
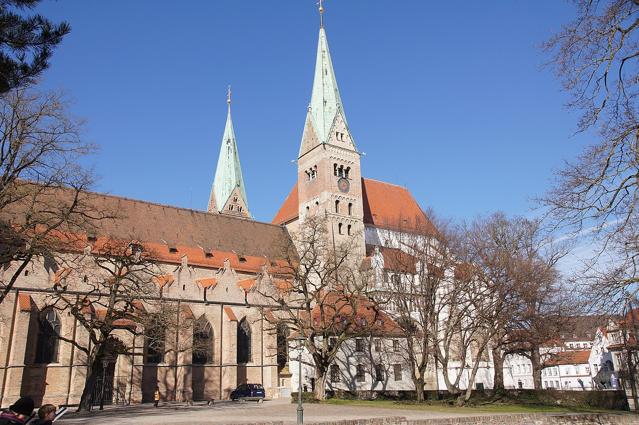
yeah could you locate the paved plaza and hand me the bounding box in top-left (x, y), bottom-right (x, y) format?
top-left (57, 398), bottom-right (483, 425)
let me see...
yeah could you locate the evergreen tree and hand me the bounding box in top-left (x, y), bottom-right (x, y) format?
top-left (0, 0), bottom-right (70, 92)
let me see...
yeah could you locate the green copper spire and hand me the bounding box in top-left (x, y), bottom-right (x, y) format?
top-left (310, 27), bottom-right (346, 145)
top-left (299, 17), bottom-right (357, 158)
top-left (208, 87), bottom-right (250, 217)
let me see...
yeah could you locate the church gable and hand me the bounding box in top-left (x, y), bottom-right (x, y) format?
top-left (220, 186), bottom-right (250, 217)
top-left (326, 110), bottom-right (355, 151)
top-left (208, 259), bottom-right (246, 304)
top-left (299, 112), bottom-right (321, 158)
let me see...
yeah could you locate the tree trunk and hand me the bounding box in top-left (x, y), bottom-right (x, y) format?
top-left (78, 356), bottom-right (99, 412)
top-left (313, 369), bottom-right (327, 401)
top-left (491, 346), bottom-right (505, 392)
top-left (440, 361), bottom-right (461, 396)
top-left (530, 346), bottom-right (542, 390)
top-left (413, 376), bottom-right (425, 402)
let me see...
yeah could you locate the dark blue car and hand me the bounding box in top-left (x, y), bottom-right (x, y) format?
top-left (230, 383), bottom-right (265, 401)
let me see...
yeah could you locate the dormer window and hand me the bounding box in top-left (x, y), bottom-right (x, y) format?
top-left (169, 246), bottom-right (178, 253)
top-left (239, 256), bottom-right (247, 263)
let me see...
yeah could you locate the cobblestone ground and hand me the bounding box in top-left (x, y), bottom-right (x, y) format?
top-left (57, 398), bottom-right (479, 425)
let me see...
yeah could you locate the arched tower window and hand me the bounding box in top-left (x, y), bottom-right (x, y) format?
top-left (348, 203), bottom-right (353, 216)
top-left (192, 316), bottom-right (213, 364)
top-left (237, 318), bottom-right (252, 364)
top-left (338, 223), bottom-right (343, 235)
top-left (347, 224), bottom-right (352, 236)
top-left (333, 163), bottom-right (338, 176)
top-left (335, 200), bottom-right (340, 214)
top-left (345, 167), bottom-right (350, 179)
top-left (35, 309), bottom-right (61, 364)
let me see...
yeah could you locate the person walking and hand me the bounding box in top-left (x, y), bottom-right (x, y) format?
top-left (153, 387), bottom-right (161, 408)
top-left (28, 405), bottom-right (56, 425)
top-left (0, 397), bottom-right (34, 425)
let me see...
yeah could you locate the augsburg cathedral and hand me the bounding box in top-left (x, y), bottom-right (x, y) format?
top-left (0, 6), bottom-right (434, 408)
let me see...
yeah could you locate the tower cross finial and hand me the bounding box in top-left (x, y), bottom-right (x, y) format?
top-left (318, 0), bottom-right (324, 28)
top-left (227, 85), bottom-right (232, 105)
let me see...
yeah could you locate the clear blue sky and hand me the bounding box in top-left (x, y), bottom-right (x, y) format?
top-left (35, 0), bottom-right (585, 224)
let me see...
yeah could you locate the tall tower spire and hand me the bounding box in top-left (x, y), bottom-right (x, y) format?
top-left (295, 5), bottom-right (365, 256)
top-left (299, 7), bottom-right (356, 158)
top-left (207, 87), bottom-right (251, 218)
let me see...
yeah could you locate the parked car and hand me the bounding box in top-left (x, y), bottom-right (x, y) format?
top-left (230, 383), bottom-right (265, 401)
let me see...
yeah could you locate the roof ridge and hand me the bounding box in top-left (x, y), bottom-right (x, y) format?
top-left (83, 188), bottom-right (285, 230)
top-left (362, 177), bottom-right (409, 190)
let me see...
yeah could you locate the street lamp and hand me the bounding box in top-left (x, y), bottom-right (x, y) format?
top-left (295, 336), bottom-right (305, 425)
top-left (99, 357), bottom-right (111, 411)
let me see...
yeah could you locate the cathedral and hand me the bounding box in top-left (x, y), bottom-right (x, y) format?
top-left (0, 7), bottom-right (438, 408)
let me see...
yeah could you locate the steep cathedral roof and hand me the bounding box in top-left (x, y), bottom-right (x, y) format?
top-left (272, 178), bottom-right (435, 234)
top-left (5, 185), bottom-right (290, 273)
top-left (208, 93), bottom-right (250, 215)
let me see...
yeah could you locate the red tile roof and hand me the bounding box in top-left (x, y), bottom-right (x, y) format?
top-left (272, 178), bottom-right (435, 233)
top-left (18, 294), bottom-right (32, 312)
top-left (3, 186), bottom-right (293, 274)
top-left (305, 292), bottom-right (403, 337)
top-left (379, 246), bottom-right (417, 274)
top-left (53, 268), bottom-right (72, 283)
top-left (544, 350), bottom-right (590, 366)
top-left (272, 184), bottom-right (299, 225)
top-left (238, 278), bottom-right (256, 291)
top-left (196, 277), bottom-right (218, 289)
top-left (153, 274), bottom-right (175, 289)
top-left (224, 306), bottom-right (238, 321)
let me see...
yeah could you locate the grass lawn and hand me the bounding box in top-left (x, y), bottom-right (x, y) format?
top-left (322, 398), bottom-right (626, 414)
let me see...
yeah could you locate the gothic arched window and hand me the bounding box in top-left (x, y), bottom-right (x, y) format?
top-left (192, 317), bottom-right (213, 364)
top-left (237, 318), bottom-right (252, 364)
top-left (276, 323), bottom-right (289, 370)
top-left (35, 309), bottom-right (61, 364)
top-left (144, 315), bottom-right (166, 364)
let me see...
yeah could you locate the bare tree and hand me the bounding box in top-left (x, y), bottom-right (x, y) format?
top-left (46, 238), bottom-right (170, 411)
top-left (542, 0), bottom-right (639, 302)
top-left (256, 215), bottom-right (382, 401)
top-left (379, 216), bottom-right (453, 402)
top-left (0, 88), bottom-right (99, 305)
top-left (457, 213), bottom-right (569, 391)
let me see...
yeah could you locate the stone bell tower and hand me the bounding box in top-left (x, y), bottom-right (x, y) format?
top-left (296, 5), bottom-right (365, 256)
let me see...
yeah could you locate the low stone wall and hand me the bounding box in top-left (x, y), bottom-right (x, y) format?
top-left (239, 414), bottom-right (639, 425)
top-left (405, 413), bottom-right (639, 425)
top-left (329, 389), bottom-right (629, 411)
